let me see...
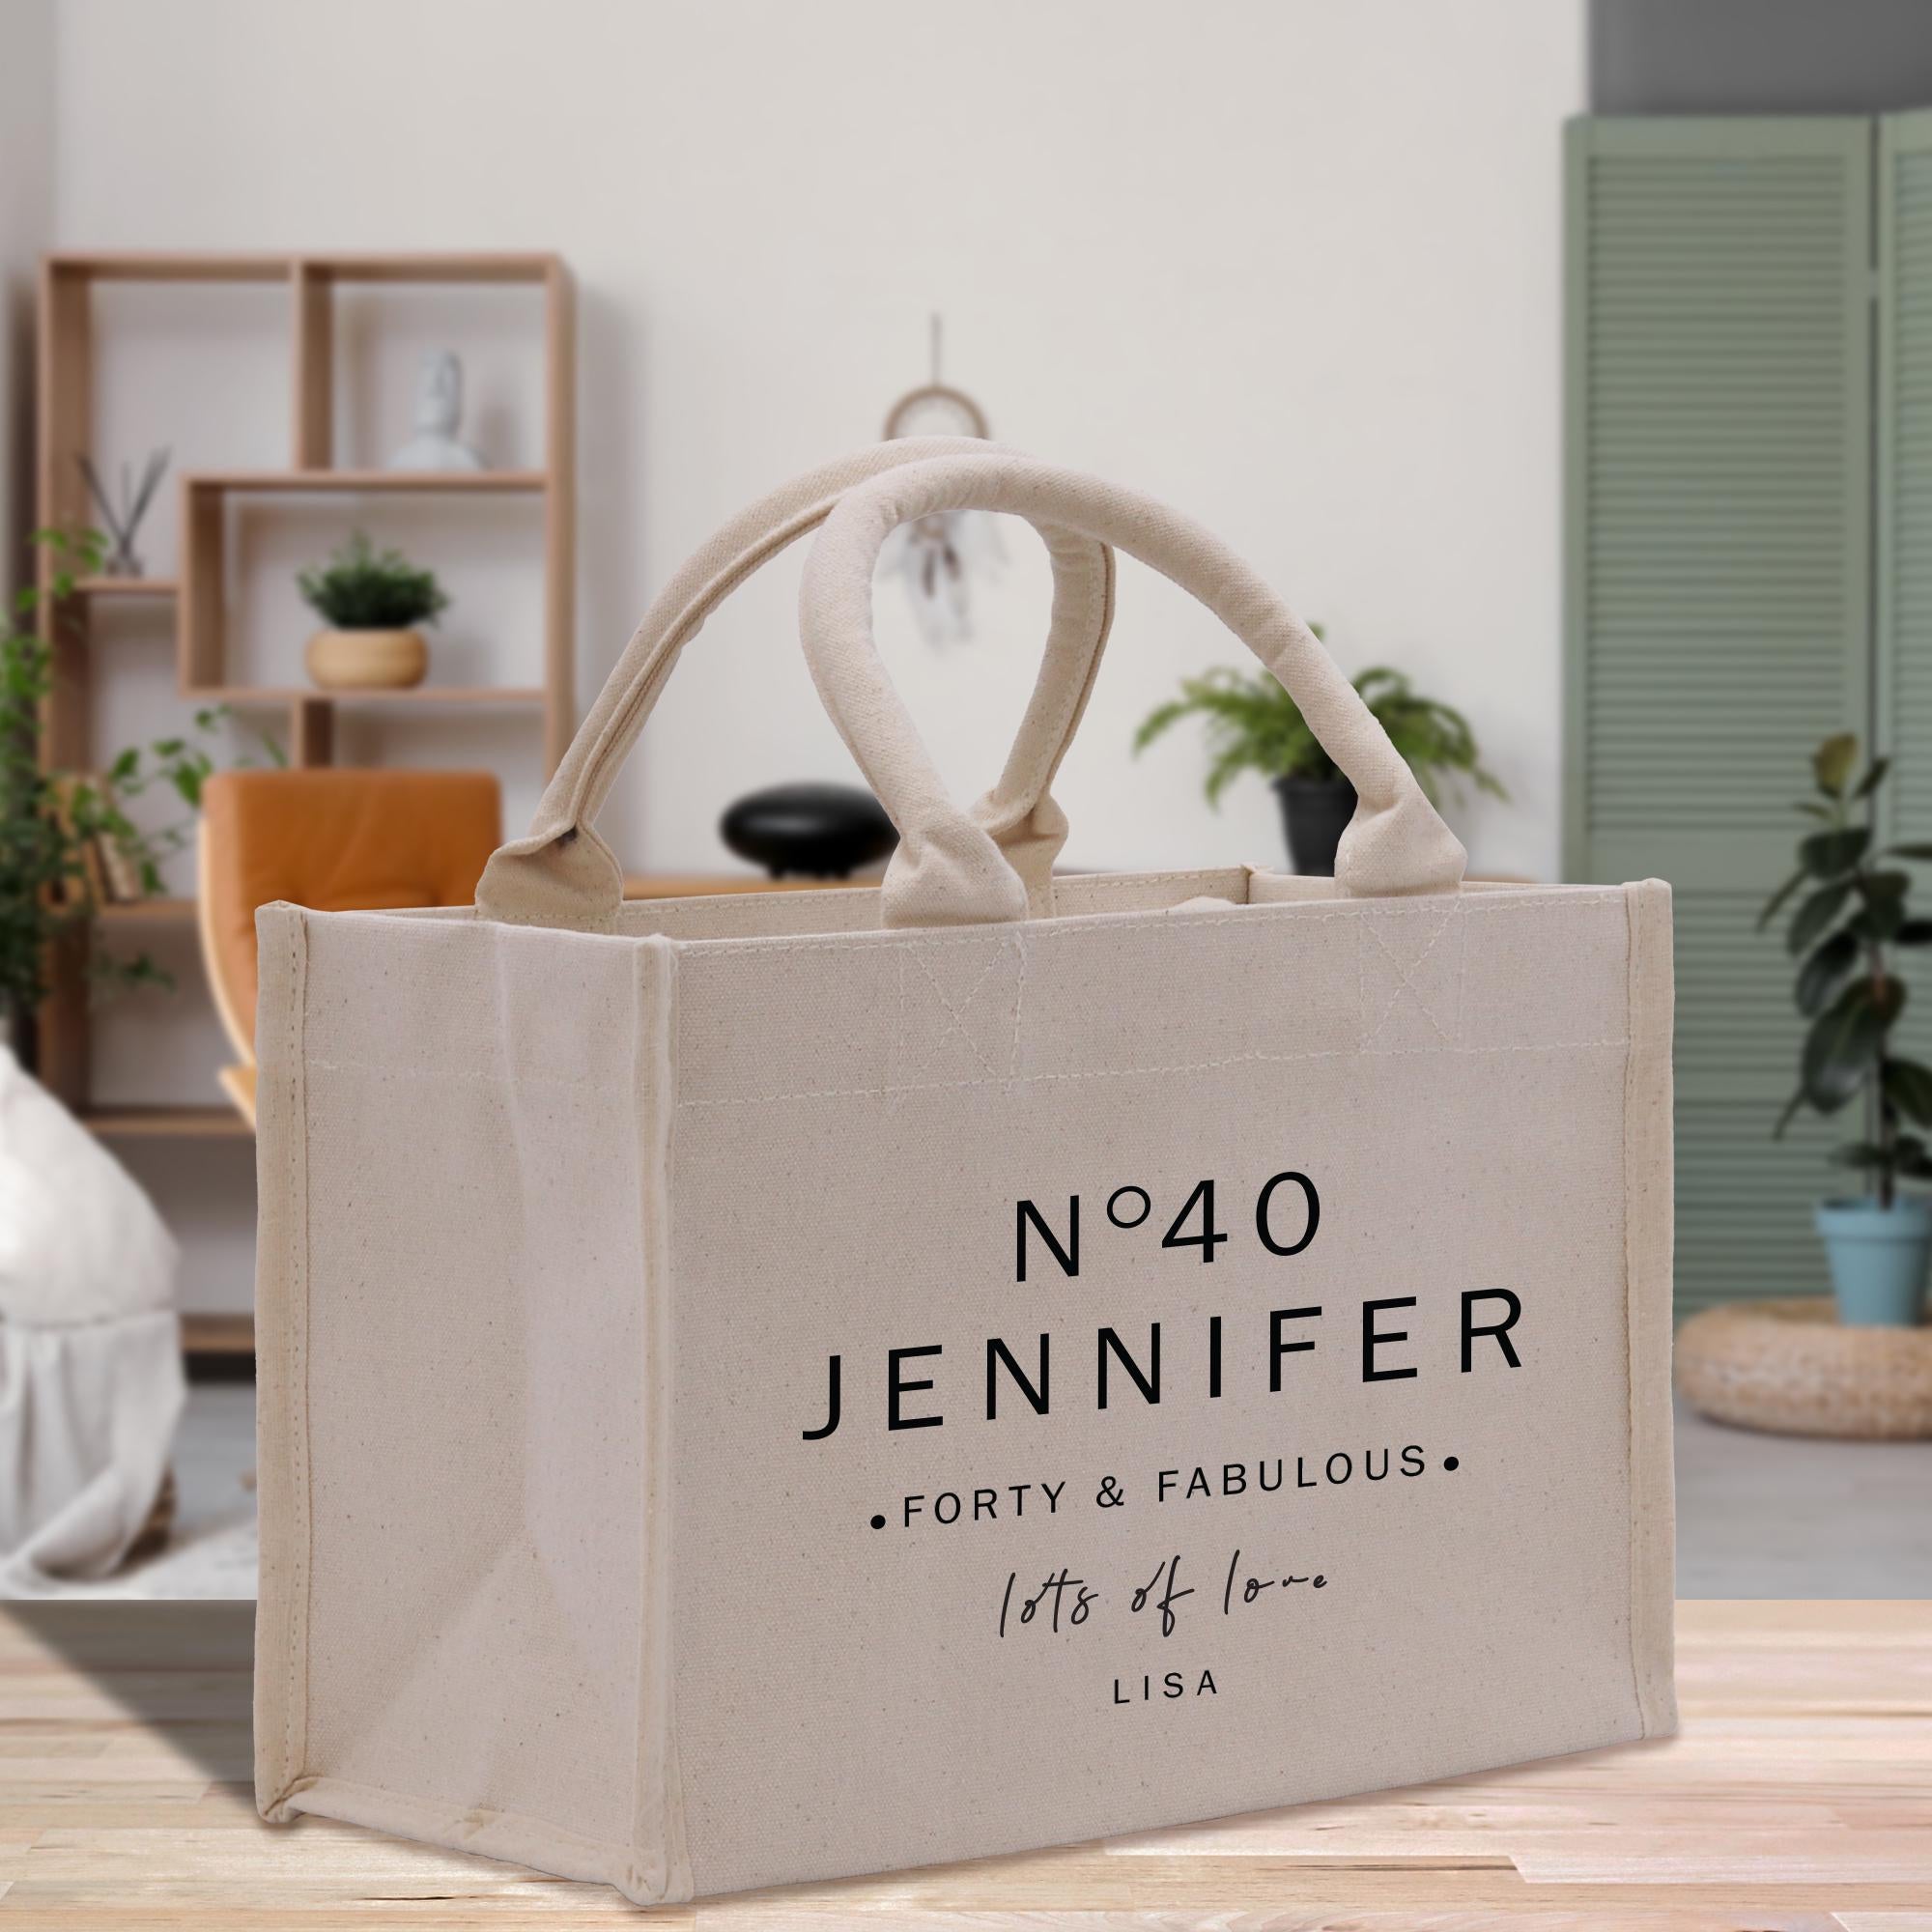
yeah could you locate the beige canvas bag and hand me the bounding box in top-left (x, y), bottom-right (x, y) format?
top-left (254, 442), bottom-right (1676, 1906)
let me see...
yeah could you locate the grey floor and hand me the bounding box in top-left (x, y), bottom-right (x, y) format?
top-left (172, 1380), bottom-right (258, 1552)
top-left (1672, 1396), bottom-right (1932, 1597)
top-left (119, 1380), bottom-right (1932, 1600)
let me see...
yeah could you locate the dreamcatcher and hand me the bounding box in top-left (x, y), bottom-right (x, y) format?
top-left (878, 316), bottom-right (1004, 645)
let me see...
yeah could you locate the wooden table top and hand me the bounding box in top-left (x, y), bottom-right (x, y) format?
top-left (1, 1599), bottom-right (1927, 1924)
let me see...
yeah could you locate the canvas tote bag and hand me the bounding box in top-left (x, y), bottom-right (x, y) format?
top-left (254, 441), bottom-right (1676, 1906)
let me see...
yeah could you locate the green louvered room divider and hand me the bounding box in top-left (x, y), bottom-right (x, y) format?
top-left (1566, 113), bottom-right (1932, 1316)
top-left (1879, 112), bottom-right (1932, 843)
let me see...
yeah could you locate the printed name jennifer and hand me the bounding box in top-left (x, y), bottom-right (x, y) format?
top-left (801, 1179), bottom-right (1521, 1442)
top-left (803, 1300), bottom-right (1520, 1440)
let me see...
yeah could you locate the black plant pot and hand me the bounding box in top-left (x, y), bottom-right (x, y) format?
top-left (1271, 776), bottom-right (1357, 877)
top-left (720, 781), bottom-right (899, 879)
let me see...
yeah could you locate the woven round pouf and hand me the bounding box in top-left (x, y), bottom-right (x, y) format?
top-left (1676, 1297), bottom-right (1932, 1438)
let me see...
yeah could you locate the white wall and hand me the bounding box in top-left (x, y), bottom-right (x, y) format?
top-left (0, 0), bottom-right (54, 598)
top-left (48, 0), bottom-right (1584, 1311)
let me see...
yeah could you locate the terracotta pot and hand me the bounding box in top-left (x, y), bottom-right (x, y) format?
top-left (305, 627), bottom-right (428, 691)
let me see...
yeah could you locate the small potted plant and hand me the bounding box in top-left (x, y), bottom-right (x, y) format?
top-left (298, 531), bottom-right (449, 691)
top-left (1134, 646), bottom-right (1506, 874)
top-left (1762, 732), bottom-right (1932, 1326)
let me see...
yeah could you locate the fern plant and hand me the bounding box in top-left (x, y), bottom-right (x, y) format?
top-left (298, 531), bottom-right (448, 630)
top-left (1135, 650), bottom-right (1506, 809)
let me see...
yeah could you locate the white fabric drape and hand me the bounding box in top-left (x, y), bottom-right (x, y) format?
top-left (0, 1047), bottom-right (184, 1593)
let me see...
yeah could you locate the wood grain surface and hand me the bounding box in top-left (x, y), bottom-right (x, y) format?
top-left (0, 1599), bottom-right (1926, 1925)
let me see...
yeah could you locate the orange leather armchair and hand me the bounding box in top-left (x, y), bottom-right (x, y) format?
top-left (198, 770), bottom-right (501, 1125)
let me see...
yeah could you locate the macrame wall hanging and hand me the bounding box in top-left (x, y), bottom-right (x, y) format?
top-left (878, 316), bottom-right (1004, 645)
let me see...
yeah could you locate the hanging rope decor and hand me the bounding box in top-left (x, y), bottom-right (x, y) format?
top-left (878, 315), bottom-right (1004, 645)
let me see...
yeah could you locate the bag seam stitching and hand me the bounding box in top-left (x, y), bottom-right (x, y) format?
top-left (1360, 901), bottom-right (1463, 1045)
top-left (664, 892), bottom-right (1628, 962)
top-left (632, 938), bottom-right (690, 1899)
top-left (285, 912), bottom-right (311, 1791)
top-left (1063, 866), bottom-right (1251, 892)
top-left (673, 1036), bottom-right (1633, 1110)
top-left (906, 941), bottom-right (1009, 1082)
top-left (272, 1773), bottom-right (659, 1898)
top-left (289, 1034), bottom-right (1633, 1102)
top-left (1008, 928), bottom-right (1028, 1091)
top-left (1620, 882), bottom-right (1654, 1742)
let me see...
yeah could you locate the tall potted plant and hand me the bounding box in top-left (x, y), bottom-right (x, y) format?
top-left (1761, 732), bottom-right (1932, 1326)
top-left (1134, 650), bottom-right (1505, 874)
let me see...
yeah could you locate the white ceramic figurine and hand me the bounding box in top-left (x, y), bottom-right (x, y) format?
top-left (388, 349), bottom-right (486, 471)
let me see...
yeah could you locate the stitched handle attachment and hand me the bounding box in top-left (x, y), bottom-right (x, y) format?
top-left (476, 439), bottom-right (1115, 927)
top-left (799, 454), bottom-right (1467, 927)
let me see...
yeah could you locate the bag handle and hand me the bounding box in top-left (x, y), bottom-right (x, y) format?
top-left (477, 439), bottom-right (1115, 926)
top-left (799, 453), bottom-right (1467, 927)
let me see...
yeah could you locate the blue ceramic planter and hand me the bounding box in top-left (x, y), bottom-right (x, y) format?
top-left (1815, 1197), bottom-right (1932, 1327)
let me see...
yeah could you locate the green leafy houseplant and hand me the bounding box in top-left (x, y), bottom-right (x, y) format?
top-left (1760, 732), bottom-right (1932, 1208)
top-left (1134, 646), bottom-right (1506, 876)
top-left (1133, 657), bottom-right (1508, 809)
top-left (1, 530), bottom-right (280, 1045)
top-left (298, 531), bottom-right (448, 630)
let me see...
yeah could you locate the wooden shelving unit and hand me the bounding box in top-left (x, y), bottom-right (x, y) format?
top-left (79, 1105), bottom-right (256, 1140)
top-left (91, 896), bottom-right (195, 925)
top-left (180, 1313), bottom-right (258, 1355)
top-left (71, 577), bottom-right (180, 600)
top-left (34, 249), bottom-right (576, 1122)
